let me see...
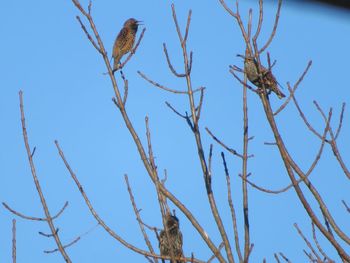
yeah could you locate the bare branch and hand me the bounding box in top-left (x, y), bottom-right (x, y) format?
top-left (229, 67), bottom-right (259, 95)
top-left (342, 200), bottom-right (350, 214)
top-left (125, 174), bottom-right (157, 263)
top-left (294, 223), bottom-right (322, 262)
top-left (334, 102), bottom-right (346, 140)
top-left (274, 61), bottom-right (312, 115)
top-left (165, 101), bottom-right (194, 130)
top-left (76, 16), bottom-right (101, 54)
top-left (183, 10), bottom-right (192, 44)
top-left (311, 223), bottom-right (333, 262)
top-left (163, 43), bottom-right (186, 77)
top-left (206, 128), bottom-right (244, 159)
top-left (12, 219), bottom-right (16, 263)
top-left (138, 71), bottom-right (201, 94)
top-left (221, 153), bottom-right (243, 262)
top-left (206, 242), bottom-right (225, 263)
top-left (278, 252), bottom-right (291, 263)
top-left (3, 201), bottom-right (69, 222)
top-left (195, 88), bottom-right (205, 121)
top-left (44, 224), bottom-right (99, 254)
top-left (252, 0), bottom-right (263, 46)
top-left (274, 254), bottom-right (281, 263)
top-left (259, 0), bottom-right (282, 53)
top-left (19, 91), bottom-right (71, 262)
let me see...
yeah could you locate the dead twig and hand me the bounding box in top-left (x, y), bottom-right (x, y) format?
top-left (44, 224), bottom-right (99, 254)
top-left (12, 219), bottom-right (16, 263)
top-left (19, 91), bottom-right (71, 262)
top-left (3, 202), bottom-right (69, 222)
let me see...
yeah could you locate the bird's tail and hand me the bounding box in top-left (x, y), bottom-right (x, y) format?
top-left (113, 54), bottom-right (121, 72)
top-left (274, 87), bottom-right (286, 99)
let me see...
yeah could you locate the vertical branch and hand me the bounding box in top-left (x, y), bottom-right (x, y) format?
top-left (221, 153), bottom-right (243, 262)
top-left (242, 47), bottom-right (251, 260)
top-left (171, 4), bottom-right (234, 262)
top-left (71, 1), bottom-right (226, 261)
top-left (12, 219), bottom-right (16, 263)
top-left (19, 91), bottom-right (72, 263)
top-left (124, 175), bottom-right (158, 263)
top-left (259, 93), bottom-right (350, 261)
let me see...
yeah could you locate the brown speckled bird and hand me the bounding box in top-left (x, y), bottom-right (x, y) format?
top-left (243, 48), bottom-right (285, 99)
top-left (159, 214), bottom-right (183, 263)
top-left (112, 18), bottom-right (140, 71)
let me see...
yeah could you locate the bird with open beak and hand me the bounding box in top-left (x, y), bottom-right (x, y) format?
top-left (112, 18), bottom-right (142, 72)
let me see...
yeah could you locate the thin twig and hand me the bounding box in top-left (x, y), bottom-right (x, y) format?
top-left (342, 200), bottom-right (350, 214)
top-left (221, 153), bottom-right (243, 262)
top-left (294, 223), bottom-right (322, 262)
top-left (229, 68), bottom-right (259, 95)
top-left (183, 10), bottom-right (192, 44)
top-left (125, 174), bottom-right (158, 263)
top-left (19, 91), bottom-right (71, 263)
top-left (3, 201), bottom-right (69, 221)
top-left (274, 61), bottom-right (312, 116)
top-left (334, 103), bottom-right (345, 140)
top-left (44, 224), bottom-right (100, 253)
top-left (196, 88), bottom-right (205, 121)
top-left (12, 219), bottom-right (16, 263)
top-left (163, 43), bottom-right (186, 77)
top-left (206, 128), bottom-right (244, 159)
top-left (138, 71), bottom-right (202, 94)
top-left (274, 254), bottom-right (281, 263)
top-left (76, 16), bottom-right (101, 54)
top-left (206, 242), bottom-right (225, 263)
top-left (259, 0), bottom-right (282, 53)
top-left (314, 100), bottom-right (350, 180)
top-left (252, 0), bottom-right (263, 47)
top-left (311, 222), bottom-right (333, 262)
top-left (165, 101), bottom-right (194, 131)
top-left (278, 252), bottom-right (291, 262)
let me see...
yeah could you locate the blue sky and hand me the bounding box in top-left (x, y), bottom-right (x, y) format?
top-left (1, 0), bottom-right (349, 262)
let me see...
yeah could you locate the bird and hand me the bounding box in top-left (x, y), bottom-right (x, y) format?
top-left (243, 48), bottom-right (285, 99)
top-left (112, 18), bottom-right (141, 72)
top-left (159, 214), bottom-right (183, 263)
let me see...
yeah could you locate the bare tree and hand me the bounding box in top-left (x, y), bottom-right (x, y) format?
top-left (3, 0), bottom-right (349, 262)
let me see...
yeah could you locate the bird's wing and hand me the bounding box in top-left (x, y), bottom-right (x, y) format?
top-left (112, 27), bottom-right (128, 58)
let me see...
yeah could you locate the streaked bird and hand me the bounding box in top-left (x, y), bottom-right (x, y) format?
top-left (243, 48), bottom-right (285, 99)
top-left (112, 18), bottom-right (141, 72)
top-left (159, 214), bottom-right (183, 263)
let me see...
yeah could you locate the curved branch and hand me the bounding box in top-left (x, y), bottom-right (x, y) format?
top-left (3, 201), bottom-right (69, 222)
top-left (55, 141), bottom-right (204, 263)
top-left (19, 91), bottom-right (71, 262)
top-left (259, 0), bottom-right (282, 53)
top-left (274, 61), bottom-right (312, 116)
top-left (163, 43), bottom-right (186, 77)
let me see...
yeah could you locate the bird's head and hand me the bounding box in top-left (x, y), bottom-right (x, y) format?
top-left (166, 214), bottom-right (180, 232)
top-left (237, 47), bottom-right (254, 62)
top-left (124, 18), bottom-right (142, 31)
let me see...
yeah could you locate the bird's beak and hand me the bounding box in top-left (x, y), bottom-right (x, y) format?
top-left (136, 20), bottom-right (143, 25)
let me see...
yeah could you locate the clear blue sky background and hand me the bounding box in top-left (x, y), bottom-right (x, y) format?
top-left (1, 0), bottom-right (349, 262)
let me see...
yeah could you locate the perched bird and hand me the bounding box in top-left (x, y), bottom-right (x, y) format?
top-left (159, 214), bottom-right (183, 263)
top-left (112, 18), bottom-right (140, 71)
top-left (243, 48), bottom-right (285, 99)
